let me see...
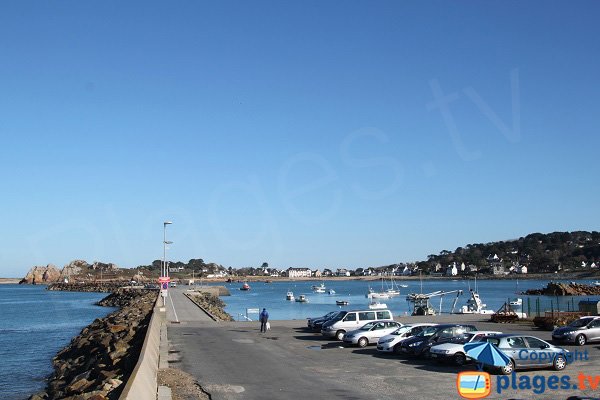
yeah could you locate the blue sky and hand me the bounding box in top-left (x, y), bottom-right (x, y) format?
top-left (1, 1), bottom-right (599, 276)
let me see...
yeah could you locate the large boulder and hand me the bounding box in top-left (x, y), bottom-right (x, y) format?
top-left (61, 260), bottom-right (90, 278)
top-left (20, 265), bottom-right (62, 284)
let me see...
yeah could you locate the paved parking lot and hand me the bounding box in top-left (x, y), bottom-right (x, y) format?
top-left (167, 291), bottom-right (600, 399)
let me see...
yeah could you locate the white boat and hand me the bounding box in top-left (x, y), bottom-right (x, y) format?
top-left (286, 291), bottom-right (294, 301)
top-left (312, 283), bottom-right (326, 293)
top-left (328, 289), bottom-right (336, 295)
top-left (366, 290), bottom-right (390, 300)
top-left (458, 290), bottom-right (494, 315)
top-left (295, 294), bottom-right (309, 303)
top-left (593, 281), bottom-right (600, 287)
top-left (368, 301), bottom-right (388, 310)
top-left (507, 298), bottom-right (527, 319)
top-left (399, 284), bottom-right (408, 288)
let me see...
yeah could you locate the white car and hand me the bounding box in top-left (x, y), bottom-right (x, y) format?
top-left (343, 321), bottom-right (403, 347)
top-left (429, 330), bottom-right (502, 365)
top-left (377, 323), bottom-right (437, 354)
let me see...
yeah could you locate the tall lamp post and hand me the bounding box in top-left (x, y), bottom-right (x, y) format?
top-left (162, 221), bottom-right (173, 304)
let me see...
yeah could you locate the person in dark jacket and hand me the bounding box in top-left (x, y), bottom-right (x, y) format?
top-left (259, 308), bottom-right (269, 333)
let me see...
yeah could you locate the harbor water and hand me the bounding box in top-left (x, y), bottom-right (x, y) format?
top-left (0, 285), bottom-right (115, 400)
top-left (214, 278), bottom-right (600, 321)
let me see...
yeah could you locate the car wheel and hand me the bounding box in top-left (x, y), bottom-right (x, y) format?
top-left (422, 348), bottom-right (431, 358)
top-left (393, 344), bottom-right (402, 354)
top-left (335, 330), bottom-right (345, 341)
top-left (454, 352), bottom-right (467, 366)
top-left (554, 354), bottom-right (567, 371)
top-left (500, 359), bottom-right (515, 375)
top-left (576, 334), bottom-right (587, 346)
top-left (358, 337), bottom-right (368, 348)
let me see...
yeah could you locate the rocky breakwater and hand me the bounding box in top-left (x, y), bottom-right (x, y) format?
top-left (47, 282), bottom-right (131, 293)
top-left (185, 291), bottom-right (234, 321)
top-left (524, 282), bottom-right (600, 296)
top-left (29, 289), bottom-right (157, 400)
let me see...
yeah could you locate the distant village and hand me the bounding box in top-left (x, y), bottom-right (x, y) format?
top-left (157, 252), bottom-right (599, 280)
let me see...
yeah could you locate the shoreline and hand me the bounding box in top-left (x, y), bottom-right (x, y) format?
top-left (0, 278), bottom-right (21, 284)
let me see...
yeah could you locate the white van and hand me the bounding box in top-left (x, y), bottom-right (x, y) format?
top-left (321, 309), bottom-right (394, 340)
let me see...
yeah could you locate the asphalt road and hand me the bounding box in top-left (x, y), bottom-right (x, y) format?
top-left (166, 288), bottom-right (600, 400)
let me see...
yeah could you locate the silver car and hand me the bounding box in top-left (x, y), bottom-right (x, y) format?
top-left (552, 316), bottom-right (600, 346)
top-left (483, 334), bottom-right (569, 375)
top-left (343, 321), bottom-right (403, 347)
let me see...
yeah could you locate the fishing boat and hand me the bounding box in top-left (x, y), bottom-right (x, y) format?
top-left (336, 300), bottom-right (349, 306)
top-left (295, 294), bottom-right (309, 303)
top-left (457, 290), bottom-right (494, 314)
top-left (240, 282), bottom-right (251, 291)
top-left (368, 301), bottom-right (388, 310)
top-left (286, 291), bottom-right (295, 301)
top-left (312, 283), bottom-right (326, 293)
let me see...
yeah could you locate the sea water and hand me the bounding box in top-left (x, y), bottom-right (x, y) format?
top-left (0, 285), bottom-right (115, 400)
top-left (214, 278), bottom-right (600, 321)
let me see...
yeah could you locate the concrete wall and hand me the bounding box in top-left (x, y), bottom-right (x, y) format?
top-left (119, 294), bottom-right (164, 400)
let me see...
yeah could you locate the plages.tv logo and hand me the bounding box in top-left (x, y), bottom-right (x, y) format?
top-left (456, 371), bottom-right (492, 399)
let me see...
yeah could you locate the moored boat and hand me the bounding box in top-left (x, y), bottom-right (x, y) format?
top-left (312, 283), bottom-right (326, 293)
top-left (240, 282), bottom-right (251, 291)
top-left (336, 300), bottom-right (349, 306)
top-left (286, 291), bottom-right (294, 301)
top-left (295, 294), bottom-right (309, 303)
top-left (368, 301), bottom-right (387, 310)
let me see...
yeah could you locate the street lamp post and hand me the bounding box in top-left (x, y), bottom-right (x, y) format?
top-left (162, 221), bottom-right (173, 304)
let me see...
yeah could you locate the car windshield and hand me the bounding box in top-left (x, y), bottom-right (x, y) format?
top-left (417, 326), bottom-right (439, 337)
top-left (391, 326), bottom-right (411, 335)
top-left (569, 318), bottom-right (592, 328)
top-left (360, 322), bottom-right (376, 331)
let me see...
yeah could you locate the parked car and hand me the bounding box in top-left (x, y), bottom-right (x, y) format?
top-left (400, 324), bottom-right (477, 357)
top-left (429, 330), bottom-right (502, 365)
top-left (552, 316), bottom-right (600, 346)
top-left (482, 334), bottom-right (569, 375)
top-left (377, 323), bottom-right (438, 354)
top-left (343, 321), bottom-right (403, 347)
top-left (307, 311), bottom-right (341, 331)
top-left (322, 309), bottom-right (394, 340)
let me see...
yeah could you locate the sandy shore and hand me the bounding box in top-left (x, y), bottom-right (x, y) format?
top-left (0, 278), bottom-right (20, 284)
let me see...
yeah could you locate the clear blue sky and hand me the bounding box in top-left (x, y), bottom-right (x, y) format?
top-left (1, 1), bottom-right (599, 277)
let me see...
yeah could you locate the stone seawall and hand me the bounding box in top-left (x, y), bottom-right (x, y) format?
top-left (30, 289), bottom-right (157, 400)
top-left (47, 282), bottom-right (132, 293)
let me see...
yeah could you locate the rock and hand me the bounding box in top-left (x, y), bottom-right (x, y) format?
top-left (20, 265), bottom-right (62, 284)
top-left (61, 260), bottom-right (90, 279)
top-left (524, 282), bottom-right (600, 296)
top-left (67, 378), bottom-right (94, 394)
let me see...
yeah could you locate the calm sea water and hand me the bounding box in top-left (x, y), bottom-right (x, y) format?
top-left (0, 285), bottom-right (115, 400)
top-left (213, 278), bottom-right (600, 321)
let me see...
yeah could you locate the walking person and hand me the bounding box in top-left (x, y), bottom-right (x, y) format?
top-left (259, 308), bottom-right (269, 333)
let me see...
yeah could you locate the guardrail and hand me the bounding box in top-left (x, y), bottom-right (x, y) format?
top-left (118, 293), bottom-right (164, 400)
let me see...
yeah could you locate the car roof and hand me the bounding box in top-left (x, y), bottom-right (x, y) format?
top-left (486, 333), bottom-right (532, 339)
top-left (470, 331), bottom-right (503, 335)
top-left (363, 320), bottom-right (398, 324)
top-left (429, 324), bottom-right (475, 329)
